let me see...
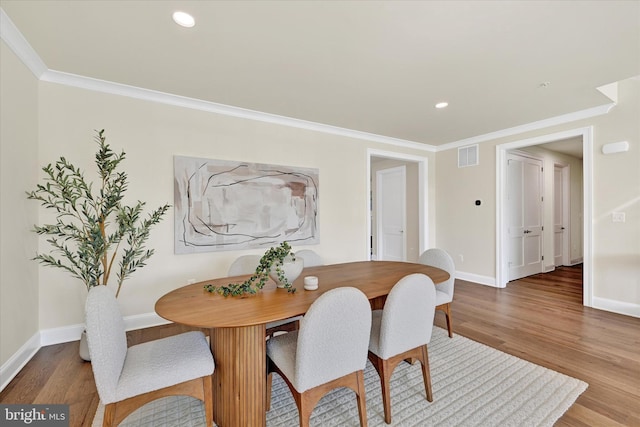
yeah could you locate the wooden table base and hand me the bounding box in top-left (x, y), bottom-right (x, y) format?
top-left (209, 324), bottom-right (267, 427)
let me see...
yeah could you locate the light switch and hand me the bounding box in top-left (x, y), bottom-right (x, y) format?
top-left (612, 212), bottom-right (626, 223)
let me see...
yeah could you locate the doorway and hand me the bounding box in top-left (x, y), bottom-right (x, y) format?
top-left (497, 127), bottom-right (591, 306)
top-left (367, 149), bottom-right (428, 262)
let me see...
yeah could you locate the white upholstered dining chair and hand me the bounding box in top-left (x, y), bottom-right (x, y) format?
top-left (227, 254), bottom-right (262, 276)
top-left (227, 254), bottom-right (301, 338)
top-left (418, 248), bottom-right (456, 338)
top-left (368, 273), bottom-right (436, 424)
top-left (295, 249), bottom-right (324, 267)
top-left (85, 286), bottom-right (215, 427)
top-left (266, 287), bottom-right (372, 427)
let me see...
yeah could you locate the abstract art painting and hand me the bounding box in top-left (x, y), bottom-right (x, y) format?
top-left (174, 156), bottom-right (319, 254)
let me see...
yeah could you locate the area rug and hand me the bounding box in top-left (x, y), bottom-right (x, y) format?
top-left (92, 327), bottom-right (587, 426)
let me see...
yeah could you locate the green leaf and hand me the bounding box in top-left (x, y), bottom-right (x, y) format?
top-left (26, 129), bottom-right (170, 294)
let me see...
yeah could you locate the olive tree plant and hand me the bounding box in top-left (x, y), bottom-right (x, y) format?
top-left (26, 130), bottom-right (170, 297)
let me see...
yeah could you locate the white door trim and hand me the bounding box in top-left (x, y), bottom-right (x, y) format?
top-left (496, 127), bottom-right (592, 307)
top-left (367, 149), bottom-right (428, 261)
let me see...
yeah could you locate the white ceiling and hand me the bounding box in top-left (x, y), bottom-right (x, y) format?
top-left (2, 0), bottom-right (639, 148)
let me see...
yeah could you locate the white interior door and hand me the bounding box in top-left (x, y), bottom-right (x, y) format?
top-left (376, 166), bottom-right (406, 261)
top-left (507, 153), bottom-right (543, 280)
top-left (554, 164), bottom-right (569, 267)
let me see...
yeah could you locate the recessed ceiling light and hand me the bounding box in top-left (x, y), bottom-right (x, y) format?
top-left (435, 102), bottom-right (449, 109)
top-left (173, 11), bottom-right (195, 28)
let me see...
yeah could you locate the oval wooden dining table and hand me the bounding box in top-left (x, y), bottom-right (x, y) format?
top-left (155, 260), bottom-right (449, 427)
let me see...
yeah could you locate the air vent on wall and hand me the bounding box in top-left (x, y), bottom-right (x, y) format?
top-left (458, 144), bottom-right (479, 167)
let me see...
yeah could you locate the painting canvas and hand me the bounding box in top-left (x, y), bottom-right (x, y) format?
top-left (174, 156), bottom-right (319, 254)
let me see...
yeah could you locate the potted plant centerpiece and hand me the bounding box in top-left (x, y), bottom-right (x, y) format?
top-left (27, 129), bottom-right (170, 360)
top-left (204, 242), bottom-right (302, 296)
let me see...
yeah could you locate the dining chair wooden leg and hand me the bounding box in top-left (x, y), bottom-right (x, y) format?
top-left (355, 370), bottom-right (368, 427)
top-left (203, 375), bottom-right (214, 427)
top-left (437, 302), bottom-right (453, 338)
top-left (380, 360), bottom-right (393, 424)
top-left (272, 366), bottom-right (368, 427)
top-left (419, 345), bottom-right (433, 402)
top-left (266, 372), bottom-right (273, 411)
top-left (298, 391), bottom-right (317, 427)
top-left (368, 352), bottom-right (394, 424)
top-left (369, 345), bottom-right (434, 425)
top-left (102, 403), bottom-right (116, 427)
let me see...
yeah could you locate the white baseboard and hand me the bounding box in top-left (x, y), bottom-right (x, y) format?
top-left (39, 323), bottom-right (85, 346)
top-left (569, 257), bottom-right (583, 265)
top-left (38, 312), bottom-right (172, 345)
top-left (455, 271), bottom-right (497, 287)
top-left (124, 312), bottom-right (172, 331)
top-left (0, 331), bottom-right (40, 392)
top-left (592, 297), bottom-right (640, 318)
top-left (1, 312), bottom-right (172, 392)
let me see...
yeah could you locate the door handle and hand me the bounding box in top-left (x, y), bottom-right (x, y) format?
top-left (523, 229), bottom-right (531, 234)
top-left (561, 227), bottom-right (565, 230)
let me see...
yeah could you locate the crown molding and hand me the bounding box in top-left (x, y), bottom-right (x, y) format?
top-left (39, 69), bottom-right (433, 151)
top-left (597, 82), bottom-right (618, 103)
top-left (0, 6), bottom-right (432, 152)
top-left (0, 8), bottom-right (47, 78)
top-left (436, 102), bottom-right (615, 152)
top-left (1, 6), bottom-right (615, 154)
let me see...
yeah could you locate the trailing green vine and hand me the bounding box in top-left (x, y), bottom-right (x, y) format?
top-left (204, 242), bottom-right (298, 296)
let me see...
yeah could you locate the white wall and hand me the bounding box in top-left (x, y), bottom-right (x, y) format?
top-left (0, 41), bottom-right (40, 367)
top-left (35, 81), bottom-right (436, 330)
top-left (591, 79), bottom-right (640, 305)
top-left (436, 78), bottom-right (640, 310)
top-left (435, 145), bottom-right (496, 279)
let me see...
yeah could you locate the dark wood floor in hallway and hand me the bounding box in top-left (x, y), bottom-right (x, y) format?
top-left (1, 264), bottom-right (638, 426)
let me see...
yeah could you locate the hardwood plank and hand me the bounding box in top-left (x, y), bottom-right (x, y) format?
top-left (2, 264), bottom-right (639, 426)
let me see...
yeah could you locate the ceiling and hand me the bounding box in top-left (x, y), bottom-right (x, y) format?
top-left (2, 1), bottom-right (639, 149)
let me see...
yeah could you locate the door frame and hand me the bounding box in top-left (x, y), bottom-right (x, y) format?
top-left (376, 165), bottom-right (407, 261)
top-left (367, 149), bottom-right (428, 261)
top-left (496, 126), bottom-right (592, 307)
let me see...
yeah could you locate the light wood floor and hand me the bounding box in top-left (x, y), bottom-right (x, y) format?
top-left (1, 265), bottom-right (638, 426)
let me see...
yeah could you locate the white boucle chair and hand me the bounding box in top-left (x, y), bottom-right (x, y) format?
top-left (294, 249), bottom-right (324, 267)
top-left (85, 286), bottom-right (215, 427)
top-left (266, 287), bottom-right (372, 427)
top-left (368, 273), bottom-right (436, 424)
top-left (228, 254), bottom-right (302, 338)
top-left (418, 248), bottom-right (456, 337)
top-left (227, 254), bottom-right (262, 276)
